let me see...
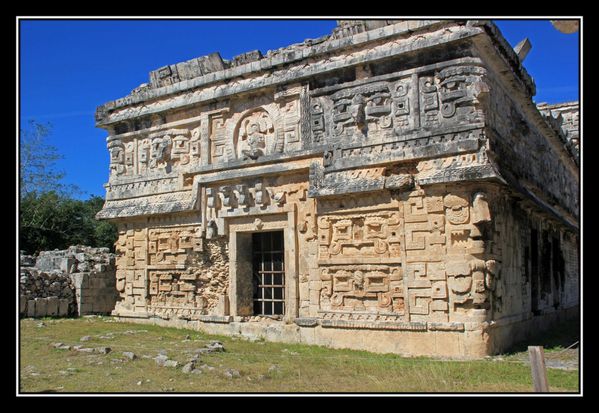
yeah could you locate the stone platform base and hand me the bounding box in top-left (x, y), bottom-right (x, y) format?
top-left (111, 314), bottom-right (489, 359)
top-left (112, 305), bottom-right (579, 359)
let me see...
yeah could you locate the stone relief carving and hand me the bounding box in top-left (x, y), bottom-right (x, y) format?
top-left (437, 65), bottom-right (487, 122)
top-left (148, 227), bottom-right (203, 267)
top-left (309, 63), bottom-right (487, 153)
top-left (319, 265), bottom-right (404, 314)
top-left (114, 228), bottom-right (147, 313)
top-left (138, 137), bottom-right (151, 174)
top-left (203, 175), bottom-right (310, 242)
top-left (108, 140), bottom-right (126, 176)
top-left (317, 210), bottom-right (402, 260)
top-left (113, 224), bottom-right (229, 319)
top-left (395, 188), bottom-right (501, 321)
top-left (149, 133), bottom-right (171, 170)
top-left (310, 99), bottom-right (325, 145)
top-left (236, 110), bottom-right (275, 160)
top-left (329, 82), bottom-right (394, 144)
top-left (96, 21), bottom-right (579, 358)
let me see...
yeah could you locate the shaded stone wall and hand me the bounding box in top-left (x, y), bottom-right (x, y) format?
top-left (484, 74), bottom-right (579, 221)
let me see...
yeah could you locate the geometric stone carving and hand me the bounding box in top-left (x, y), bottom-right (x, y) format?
top-left (319, 265), bottom-right (403, 315)
top-left (317, 210), bottom-right (401, 260)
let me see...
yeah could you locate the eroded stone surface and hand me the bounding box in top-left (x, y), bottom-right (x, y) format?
top-left (95, 20), bottom-right (579, 358)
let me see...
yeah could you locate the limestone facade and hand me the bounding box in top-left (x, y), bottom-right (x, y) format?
top-left (95, 20), bottom-right (579, 358)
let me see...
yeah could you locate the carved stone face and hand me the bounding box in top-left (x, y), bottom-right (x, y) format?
top-left (444, 194), bottom-right (469, 225)
top-left (109, 146), bottom-right (124, 164)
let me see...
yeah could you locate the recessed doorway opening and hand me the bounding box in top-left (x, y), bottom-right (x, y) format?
top-left (252, 231), bottom-right (285, 316)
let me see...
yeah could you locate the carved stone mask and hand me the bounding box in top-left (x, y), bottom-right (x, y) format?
top-left (472, 192), bottom-right (491, 224)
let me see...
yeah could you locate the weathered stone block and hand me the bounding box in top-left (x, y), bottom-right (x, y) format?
top-left (27, 300), bottom-right (36, 318)
top-left (70, 273), bottom-right (89, 289)
top-left (20, 296), bottom-right (27, 315)
top-left (58, 299), bottom-right (70, 316)
top-left (34, 298), bottom-right (48, 317)
top-left (46, 297), bottom-right (59, 316)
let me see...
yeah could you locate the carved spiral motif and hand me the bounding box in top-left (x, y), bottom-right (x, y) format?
top-left (379, 115), bottom-right (392, 129)
top-left (330, 242), bottom-right (342, 255)
top-left (378, 292), bottom-right (392, 307)
top-left (331, 293), bottom-right (344, 307)
top-left (374, 239), bottom-right (388, 254)
top-left (441, 102), bottom-right (456, 118)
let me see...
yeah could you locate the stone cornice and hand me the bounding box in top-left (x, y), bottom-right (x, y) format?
top-left (95, 20), bottom-right (478, 126)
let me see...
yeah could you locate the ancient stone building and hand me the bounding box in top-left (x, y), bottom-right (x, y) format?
top-left (95, 20), bottom-right (580, 358)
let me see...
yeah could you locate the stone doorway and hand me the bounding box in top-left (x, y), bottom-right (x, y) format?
top-left (252, 231), bottom-right (285, 316)
top-left (227, 212), bottom-right (299, 321)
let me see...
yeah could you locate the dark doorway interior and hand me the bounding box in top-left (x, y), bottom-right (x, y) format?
top-left (252, 231), bottom-right (285, 316)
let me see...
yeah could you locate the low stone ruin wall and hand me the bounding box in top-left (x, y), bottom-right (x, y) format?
top-left (19, 246), bottom-right (118, 318)
top-left (20, 267), bottom-right (75, 317)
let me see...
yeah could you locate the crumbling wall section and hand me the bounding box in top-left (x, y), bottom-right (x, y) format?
top-left (19, 246), bottom-right (118, 317)
top-left (112, 221), bottom-right (230, 320)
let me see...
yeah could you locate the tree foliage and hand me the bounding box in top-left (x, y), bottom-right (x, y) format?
top-left (20, 192), bottom-right (118, 254)
top-left (19, 120), bottom-right (117, 254)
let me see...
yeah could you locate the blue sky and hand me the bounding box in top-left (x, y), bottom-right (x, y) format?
top-left (19, 19), bottom-right (580, 199)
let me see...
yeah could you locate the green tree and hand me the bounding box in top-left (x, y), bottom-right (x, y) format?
top-left (19, 120), bottom-right (117, 254)
top-left (86, 196), bottom-right (118, 251)
top-left (20, 192), bottom-right (117, 254)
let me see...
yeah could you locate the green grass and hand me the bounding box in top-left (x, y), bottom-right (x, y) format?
top-left (19, 317), bottom-right (579, 393)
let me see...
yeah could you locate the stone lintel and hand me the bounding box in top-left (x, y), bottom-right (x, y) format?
top-left (416, 165), bottom-right (502, 186)
top-left (191, 151), bottom-right (317, 185)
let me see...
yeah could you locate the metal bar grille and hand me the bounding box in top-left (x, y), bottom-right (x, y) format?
top-left (252, 231), bottom-right (285, 316)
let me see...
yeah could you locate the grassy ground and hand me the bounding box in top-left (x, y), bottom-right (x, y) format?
top-left (19, 317), bottom-right (579, 393)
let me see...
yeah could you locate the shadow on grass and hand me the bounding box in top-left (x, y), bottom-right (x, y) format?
top-left (501, 318), bottom-right (580, 356)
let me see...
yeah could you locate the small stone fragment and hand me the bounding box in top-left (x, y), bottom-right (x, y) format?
top-left (154, 354), bottom-right (169, 366)
top-left (182, 362), bottom-right (195, 373)
top-left (224, 368), bottom-right (241, 379)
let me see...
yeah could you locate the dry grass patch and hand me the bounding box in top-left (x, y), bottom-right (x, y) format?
top-left (19, 317), bottom-right (579, 393)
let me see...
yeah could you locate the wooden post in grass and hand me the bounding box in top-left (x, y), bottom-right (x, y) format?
top-left (528, 346), bottom-right (549, 392)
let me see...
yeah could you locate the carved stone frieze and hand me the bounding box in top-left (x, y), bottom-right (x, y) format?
top-left (317, 210), bottom-right (402, 260)
top-left (318, 264), bottom-right (404, 315)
